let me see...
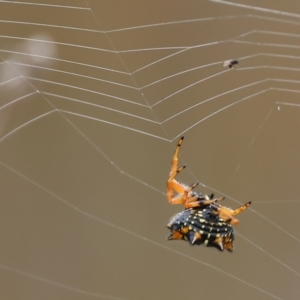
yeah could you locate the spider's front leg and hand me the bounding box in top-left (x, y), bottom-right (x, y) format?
top-left (166, 137), bottom-right (219, 208)
top-left (167, 137), bottom-right (189, 205)
top-left (168, 136), bottom-right (184, 180)
top-left (166, 137), bottom-right (198, 206)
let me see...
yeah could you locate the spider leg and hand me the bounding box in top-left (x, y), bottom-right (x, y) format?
top-left (211, 201), bottom-right (252, 225)
top-left (185, 196), bottom-right (225, 209)
top-left (218, 201), bottom-right (252, 217)
top-left (230, 201), bottom-right (252, 215)
top-left (211, 204), bottom-right (239, 225)
top-left (169, 178), bottom-right (187, 195)
top-left (172, 181), bottom-right (223, 209)
top-left (168, 136), bottom-right (184, 178)
top-left (168, 181), bottom-right (199, 206)
top-left (167, 137), bottom-right (188, 205)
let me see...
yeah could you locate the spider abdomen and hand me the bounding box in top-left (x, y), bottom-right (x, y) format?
top-left (167, 207), bottom-right (234, 252)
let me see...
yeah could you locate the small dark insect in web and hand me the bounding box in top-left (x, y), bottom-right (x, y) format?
top-left (223, 59), bottom-right (239, 68)
top-left (166, 136), bottom-right (251, 252)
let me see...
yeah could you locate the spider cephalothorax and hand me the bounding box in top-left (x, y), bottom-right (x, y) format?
top-left (166, 136), bottom-right (251, 252)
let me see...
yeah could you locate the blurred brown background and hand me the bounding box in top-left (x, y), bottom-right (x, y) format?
top-left (0, 1), bottom-right (300, 299)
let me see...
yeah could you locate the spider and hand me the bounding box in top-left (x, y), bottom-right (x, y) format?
top-left (166, 136), bottom-right (251, 251)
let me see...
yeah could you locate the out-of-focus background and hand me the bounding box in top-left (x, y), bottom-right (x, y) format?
top-left (0, 1), bottom-right (300, 299)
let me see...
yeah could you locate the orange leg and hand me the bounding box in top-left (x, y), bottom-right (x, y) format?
top-left (168, 180), bottom-right (199, 206)
top-left (167, 137), bottom-right (191, 206)
top-left (167, 137), bottom-right (184, 202)
top-left (167, 137), bottom-right (209, 208)
top-left (213, 202), bottom-right (252, 225)
top-left (231, 201), bottom-right (252, 215)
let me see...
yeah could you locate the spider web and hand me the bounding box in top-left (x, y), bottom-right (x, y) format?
top-left (0, 0), bottom-right (300, 299)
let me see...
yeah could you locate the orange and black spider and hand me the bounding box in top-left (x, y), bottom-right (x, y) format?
top-left (166, 136), bottom-right (251, 252)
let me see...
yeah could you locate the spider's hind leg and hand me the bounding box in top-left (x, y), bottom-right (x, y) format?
top-left (214, 201), bottom-right (252, 225)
